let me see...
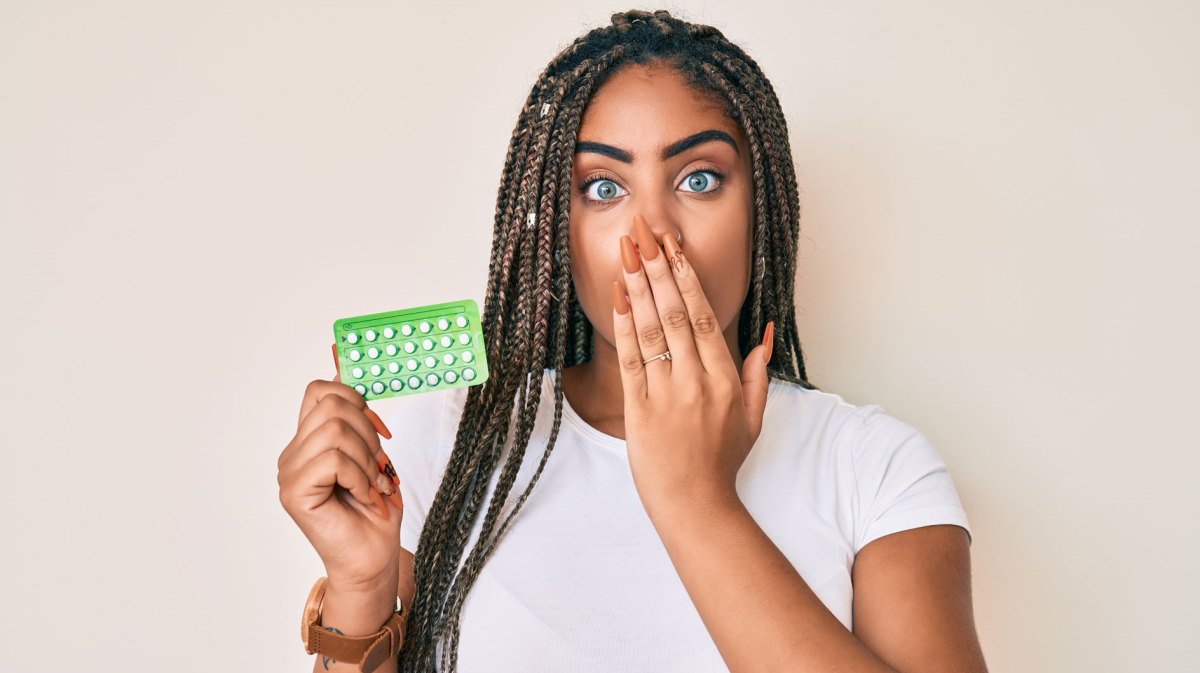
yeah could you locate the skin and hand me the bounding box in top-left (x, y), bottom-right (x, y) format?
top-left (562, 61), bottom-right (755, 437)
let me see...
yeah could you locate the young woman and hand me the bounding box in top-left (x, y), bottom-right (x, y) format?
top-left (279, 9), bottom-right (988, 673)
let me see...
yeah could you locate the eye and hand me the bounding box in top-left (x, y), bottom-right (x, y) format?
top-left (578, 172), bottom-right (628, 203)
top-left (678, 168), bottom-right (725, 194)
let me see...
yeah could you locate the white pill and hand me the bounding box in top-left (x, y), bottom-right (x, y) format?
top-left (440, 335), bottom-right (453, 348)
top-left (425, 355), bottom-right (437, 368)
top-left (352, 367), bottom-right (365, 379)
top-left (426, 373), bottom-right (440, 386)
top-left (443, 353), bottom-right (456, 365)
top-left (390, 378), bottom-right (404, 391)
top-left (388, 361), bottom-right (401, 374)
top-left (354, 383), bottom-right (368, 395)
top-left (463, 367), bottom-right (476, 380)
top-left (455, 315), bottom-right (468, 328)
top-left (383, 326), bottom-right (396, 339)
top-left (422, 338), bottom-right (435, 351)
top-left (462, 351), bottom-right (474, 362)
top-left (444, 370), bottom-right (458, 383)
top-left (346, 332), bottom-right (360, 344)
top-left (401, 323), bottom-right (414, 336)
top-left (368, 347), bottom-right (380, 359)
top-left (385, 343), bottom-right (398, 357)
top-left (370, 364), bottom-right (383, 377)
top-left (365, 329), bottom-right (378, 341)
top-left (349, 349), bottom-right (362, 362)
top-left (459, 333), bottom-right (471, 345)
top-left (371, 381), bottom-right (386, 395)
top-left (404, 341), bottom-right (416, 353)
top-left (419, 320), bottom-right (432, 333)
top-left (408, 375), bottom-right (422, 388)
top-left (406, 358), bottom-right (419, 370)
top-left (437, 317), bottom-right (450, 330)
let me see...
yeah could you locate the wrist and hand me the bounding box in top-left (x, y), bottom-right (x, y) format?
top-left (320, 580), bottom-right (400, 638)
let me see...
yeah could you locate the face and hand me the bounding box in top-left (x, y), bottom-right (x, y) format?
top-left (568, 62), bottom-right (755, 357)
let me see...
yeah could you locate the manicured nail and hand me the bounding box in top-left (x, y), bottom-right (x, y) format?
top-left (389, 490), bottom-right (403, 511)
top-left (376, 450), bottom-right (400, 488)
top-left (762, 321), bottom-right (775, 363)
top-left (662, 233), bottom-right (682, 268)
top-left (620, 235), bottom-right (640, 273)
top-left (633, 215), bottom-right (659, 260)
top-left (611, 281), bottom-right (630, 315)
top-left (332, 343), bottom-right (341, 378)
top-left (372, 488), bottom-right (389, 520)
top-left (364, 407), bottom-right (392, 439)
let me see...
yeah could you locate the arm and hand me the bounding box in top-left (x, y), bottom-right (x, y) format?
top-left (308, 548), bottom-right (415, 673)
top-left (648, 495), bottom-right (987, 673)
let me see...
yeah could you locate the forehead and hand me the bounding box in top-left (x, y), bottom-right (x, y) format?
top-left (577, 64), bottom-right (740, 151)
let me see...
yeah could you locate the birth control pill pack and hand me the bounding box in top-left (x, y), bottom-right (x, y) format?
top-left (333, 299), bottom-right (490, 401)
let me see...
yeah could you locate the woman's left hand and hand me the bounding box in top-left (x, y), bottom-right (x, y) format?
top-left (612, 213), bottom-right (775, 522)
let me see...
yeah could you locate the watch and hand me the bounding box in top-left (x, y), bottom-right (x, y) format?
top-left (301, 576), bottom-right (406, 672)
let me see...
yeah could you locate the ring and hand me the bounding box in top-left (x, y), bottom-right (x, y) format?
top-left (642, 350), bottom-right (672, 365)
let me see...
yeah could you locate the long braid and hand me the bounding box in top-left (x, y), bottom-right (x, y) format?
top-left (398, 10), bottom-right (818, 672)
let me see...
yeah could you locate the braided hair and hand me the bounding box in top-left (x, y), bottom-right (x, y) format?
top-left (398, 9), bottom-right (818, 672)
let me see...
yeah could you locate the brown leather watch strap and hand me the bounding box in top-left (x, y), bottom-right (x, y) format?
top-left (307, 609), bottom-right (406, 672)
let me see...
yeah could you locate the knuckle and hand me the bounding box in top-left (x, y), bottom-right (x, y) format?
top-left (661, 307), bottom-right (689, 330)
top-left (620, 354), bottom-right (645, 373)
top-left (690, 311), bottom-right (720, 336)
top-left (639, 324), bottom-right (666, 345)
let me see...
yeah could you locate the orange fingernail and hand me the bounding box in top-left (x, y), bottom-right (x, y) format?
top-left (620, 235), bottom-right (640, 273)
top-left (372, 488), bottom-right (389, 520)
top-left (762, 321), bottom-right (775, 362)
top-left (377, 450), bottom-right (400, 488)
top-left (364, 407), bottom-right (392, 439)
top-left (389, 490), bottom-right (403, 511)
top-left (611, 281), bottom-right (630, 315)
top-left (633, 215), bottom-right (659, 260)
top-left (332, 343), bottom-right (341, 378)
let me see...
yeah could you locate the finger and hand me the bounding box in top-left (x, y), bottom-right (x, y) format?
top-left (611, 279), bottom-right (648, 401)
top-left (331, 344), bottom-right (392, 439)
top-left (282, 411), bottom-right (386, 496)
top-left (659, 228), bottom-right (731, 376)
top-left (634, 214), bottom-right (701, 376)
top-left (620, 233), bottom-right (670, 381)
top-left (288, 445), bottom-right (389, 520)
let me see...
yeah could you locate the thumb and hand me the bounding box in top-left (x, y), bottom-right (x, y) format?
top-left (740, 321), bottom-right (774, 443)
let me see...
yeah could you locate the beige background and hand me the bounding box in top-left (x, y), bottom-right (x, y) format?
top-left (2, 1), bottom-right (1197, 671)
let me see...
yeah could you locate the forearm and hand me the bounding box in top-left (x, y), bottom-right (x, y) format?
top-left (309, 581), bottom-right (400, 673)
top-left (648, 494), bottom-right (899, 673)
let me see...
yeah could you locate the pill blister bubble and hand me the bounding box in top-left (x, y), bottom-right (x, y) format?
top-left (354, 383), bottom-right (368, 395)
top-left (404, 341), bottom-right (416, 353)
top-left (349, 349), bottom-right (363, 362)
top-left (368, 347), bottom-right (380, 359)
top-left (370, 364), bottom-right (383, 376)
top-left (445, 370), bottom-right (458, 383)
top-left (459, 333), bottom-right (471, 345)
top-left (383, 326), bottom-right (396, 339)
top-left (437, 317), bottom-right (450, 330)
top-left (346, 332), bottom-right (360, 344)
top-left (408, 375), bottom-right (422, 388)
top-left (390, 378), bottom-right (404, 391)
top-left (389, 361), bottom-right (401, 374)
top-left (401, 323), bottom-right (414, 336)
top-left (463, 367), bottom-right (476, 381)
top-left (352, 367), bottom-right (365, 379)
top-left (426, 373), bottom-right (440, 386)
top-left (462, 351), bottom-right (474, 362)
top-left (443, 353), bottom-right (456, 365)
top-left (419, 320), bottom-right (432, 333)
top-left (385, 344), bottom-right (398, 357)
top-left (422, 338), bottom-right (435, 351)
top-left (455, 315), bottom-right (468, 328)
top-left (424, 355), bottom-right (437, 368)
top-left (440, 335), bottom-right (453, 348)
top-left (365, 329), bottom-right (378, 341)
top-left (371, 381), bottom-right (386, 394)
top-left (406, 358), bottom-right (419, 371)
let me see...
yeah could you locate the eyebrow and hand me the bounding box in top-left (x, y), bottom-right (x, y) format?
top-left (573, 129), bottom-right (740, 163)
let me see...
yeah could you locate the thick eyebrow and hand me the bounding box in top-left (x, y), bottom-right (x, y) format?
top-left (573, 129), bottom-right (740, 163)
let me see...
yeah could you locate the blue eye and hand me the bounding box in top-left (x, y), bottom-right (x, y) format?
top-left (680, 169), bottom-right (724, 193)
top-left (584, 178), bottom-right (626, 202)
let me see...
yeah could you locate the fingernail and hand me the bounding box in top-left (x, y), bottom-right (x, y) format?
top-left (378, 451), bottom-right (400, 488)
top-left (364, 407), bottom-right (392, 439)
top-left (389, 490), bottom-right (404, 511)
top-left (762, 321), bottom-right (775, 363)
top-left (376, 472), bottom-right (395, 496)
top-left (611, 281), bottom-right (630, 315)
top-left (332, 343), bottom-right (341, 379)
top-left (372, 488), bottom-right (389, 520)
top-left (620, 235), bottom-right (640, 273)
top-left (663, 233), bottom-right (681, 262)
top-left (633, 215), bottom-right (659, 260)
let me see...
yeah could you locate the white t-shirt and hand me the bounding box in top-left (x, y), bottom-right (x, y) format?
top-left (383, 367), bottom-right (972, 672)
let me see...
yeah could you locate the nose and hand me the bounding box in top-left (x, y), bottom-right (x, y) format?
top-left (631, 212), bottom-right (684, 249)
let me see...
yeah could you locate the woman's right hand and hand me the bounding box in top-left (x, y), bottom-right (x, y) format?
top-left (278, 368), bottom-right (404, 594)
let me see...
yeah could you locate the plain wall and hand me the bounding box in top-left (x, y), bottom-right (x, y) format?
top-left (1, 1), bottom-right (1197, 671)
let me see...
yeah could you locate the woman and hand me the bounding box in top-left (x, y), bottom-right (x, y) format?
top-left (279, 9), bottom-right (988, 673)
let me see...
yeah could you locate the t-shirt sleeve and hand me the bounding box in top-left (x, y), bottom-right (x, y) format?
top-left (378, 391), bottom-right (453, 556)
top-left (846, 404), bottom-right (973, 554)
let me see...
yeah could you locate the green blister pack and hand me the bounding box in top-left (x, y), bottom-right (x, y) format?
top-left (332, 298), bottom-right (490, 401)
